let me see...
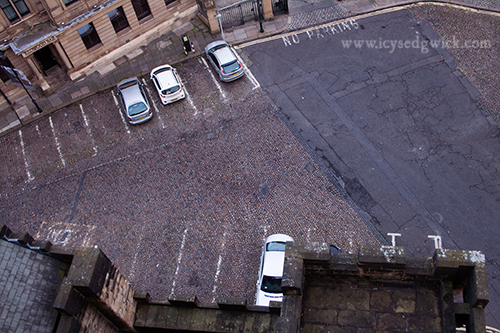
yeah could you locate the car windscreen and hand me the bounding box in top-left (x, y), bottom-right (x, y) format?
top-left (162, 85), bottom-right (180, 95)
top-left (221, 60), bottom-right (240, 74)
top-left (128, 102), bottom-right (148, 116)
top-left (261, 275), bottom-right (282, 293)
top-left (266, 241), bottom-right (286, 252)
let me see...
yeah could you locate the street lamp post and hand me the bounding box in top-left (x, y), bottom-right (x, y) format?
top-left (0, 50), bottom-right (42, 113)
top-left (216, 13), bottom-right (225, 40)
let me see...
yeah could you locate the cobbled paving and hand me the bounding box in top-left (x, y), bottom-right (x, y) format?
top-left (0, 57), bottom-right (378, 303)
top-left (286, 4), bottom-right (350, 32)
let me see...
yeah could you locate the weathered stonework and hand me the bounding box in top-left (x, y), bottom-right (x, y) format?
top-left (276, 243), bottom-right (490, 333)
top-left (1, 225), bottom-right (490, 333)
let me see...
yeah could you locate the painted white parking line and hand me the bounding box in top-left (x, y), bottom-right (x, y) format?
top-left (235, 53), bottom-right (260, 90)
top-left (184, 88), bottom-right (200, 116)
top-left (18, 130), bottom-right (34, 183)
top-left (211, 230), bottom-right (227, 303)
top-left (306, 227), bottom-right (316, 242)
top-left (171, 228), bottom-right (188, 296)
top-left (35, 125), bottom-right (41, 137)
top-left (49, 116), bottom-right (66, 167)
top-left (199, 57), bottom-right (228, 102)
top-left (141, 78), bottom-right (165, 128)
top-left (111, 90), bottom-right (131, 137)
top-left (129, 231), bottom-right (144, 282)
top-left (79, 104), bottom-right (98, 156)
top-left (245, 66), bottom-right (260, 90)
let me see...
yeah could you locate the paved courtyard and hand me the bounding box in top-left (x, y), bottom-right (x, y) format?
top-left (0, 56), bottom-right (379, 303)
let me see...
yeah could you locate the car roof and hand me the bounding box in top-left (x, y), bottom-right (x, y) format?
top-left (262, 251), bottom-right (286, 277)
top-left (265, 234), bottom-right (294, 244)
top-left (205, 40), bottom-right (227, 53)
top-left (206, 41), bottom-right (236, 65)
top-left (213, 46), bottom-right (236, 65)
top-left (117, 78), bottom-right (145, 107)
top-left (151, 65), bottom-right (178, 89)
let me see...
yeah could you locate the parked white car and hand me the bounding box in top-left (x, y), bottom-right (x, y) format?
top-left (150, 64), bottom-right (186, 105)
top-left (255, 234), bottom-right (294, 307)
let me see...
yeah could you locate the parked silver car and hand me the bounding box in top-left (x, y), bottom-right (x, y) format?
top-left (117, 77), bottom-right (152, 125)
top-left (204, 40), bottom-right (245, 82)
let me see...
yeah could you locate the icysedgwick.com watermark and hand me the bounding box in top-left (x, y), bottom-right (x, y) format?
top-left (341, 36), bottom-right (492, 53)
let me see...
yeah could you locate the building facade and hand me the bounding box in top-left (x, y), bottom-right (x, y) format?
top-left (0, 0), bottom-right (199, 111)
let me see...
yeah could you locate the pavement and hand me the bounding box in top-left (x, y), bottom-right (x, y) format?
top-left (1, 0), bottom-right (499, 136)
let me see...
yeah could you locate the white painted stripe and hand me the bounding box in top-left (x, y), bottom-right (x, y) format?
top-left (49, 116), bottom-right (66, 167)
top-left (18, 130), bottom-right (34, 183)
top-left (111, 90), bottom-right (131, 136)
top-left (79, 104), bottom-right (98, 156)
top-left (171, 228), bottom-right (188, 296)
top-left (235, 53), bottom-right (260, 90)
top-left (211, 231), bottom-right (227, 302)
top-left (129, 231), bottom-right (144, 282)
top-left (35, 125), bottom-right (41, 137)
top-left (141, 78), bottom-right (165, 128)
top-left (199, 57), bottom-right (227, 101)
top-left (184, 88), bottom-right (199, 116)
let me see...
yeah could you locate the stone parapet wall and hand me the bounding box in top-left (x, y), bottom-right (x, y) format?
top-left (134, 294), bottom-right (280, 332)
top-left (1, 224), bottom-right (138, 333)
top-left (277, 242), bottom-right (490, 333)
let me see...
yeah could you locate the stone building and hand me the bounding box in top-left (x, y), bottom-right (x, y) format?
top-left (0, 0), bottom-right (199, 111)
top-left (0, 224), bottom-right (490, 332)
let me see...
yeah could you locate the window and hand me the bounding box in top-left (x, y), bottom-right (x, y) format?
top-left (78, 23), bottom-right (101, 50)
top-left (62, 0), bottom-right (78, 6)
top-left (108, 7), bottom-right (129, 33)
top-left (164, 0), bottom-right (176, 6)
top-left (131, 0), bottom-right (151, 21)
top-left (0, 0), bottom-right (29, 22)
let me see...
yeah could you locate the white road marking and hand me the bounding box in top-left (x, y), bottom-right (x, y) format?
top-left (48, 228), bottom-right (73, 247)
top-left (111, 90), bottom-right (131, 136)
top-left (18, 130), bottom-right (34, 183)
top-left (199, 57), bottom-right (228, 102)
top-left (245, 66), bottom-right (260, 90)
top-left (141, 78), bottom-right (165, 128)
top-left (49, 116), bottom-right (66, 167)
top-left (79, 104), bottom-right (98, 156)
top-left (234, 53), bottom-right (260, 90)
top-left (184, 89), bottom-right (199, 116)
top-left (211, 231), bottom-right (227, 303)
top-left (35, 125), bottom-right (41, 137)
top-left (129, 231), bottom-right (145, 282)
top-left (171, 228), bottom-right (189, 296)
top-left (261, 225), bottom-right (268, 242)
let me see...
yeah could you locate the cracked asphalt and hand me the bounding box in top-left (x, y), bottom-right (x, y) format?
top-left (0, 56), bottom-right (378, 305)
top-left (243, 5), bottom-right (500, 325)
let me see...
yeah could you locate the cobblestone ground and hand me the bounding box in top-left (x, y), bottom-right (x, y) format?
top-left (410, 3), bottom-right (500, 125)
top-left (286, 4), bottom-right (350, 32)
top-left (0, 57), bottom-right (379, 302)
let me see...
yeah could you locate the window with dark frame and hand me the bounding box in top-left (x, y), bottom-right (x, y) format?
top-left (131, 0), bottom-right (151, 21)
top-left (78, 23), bottom-right (101, 50)
top-left (164, 0), bottom-right (176, 6)
top-left (62, 0), bottom-right (79, 6)
top-left (108, 7), bottom-right (129, 33)
top-left (0, 0), bottom-right (29, 23)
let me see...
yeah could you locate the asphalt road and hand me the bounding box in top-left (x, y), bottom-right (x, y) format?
top-left (0, 56), bottom-right (378, 305)
top-left (243, 8), bottom-right (500, 325)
